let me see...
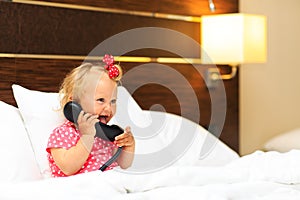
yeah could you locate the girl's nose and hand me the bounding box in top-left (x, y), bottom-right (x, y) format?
top-left (103, 102), bottom-right (112, 111)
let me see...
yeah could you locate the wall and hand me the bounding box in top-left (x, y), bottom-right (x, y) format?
top-left (240, 0), bottom-right (300, 155)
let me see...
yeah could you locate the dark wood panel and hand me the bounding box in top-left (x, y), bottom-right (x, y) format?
top-left (45, 0), bottom-right (238, 16)
top-left (0, 1), bottom-right (200, 56)
top-left (0, 58), bottom-right (238, 152)
top-left (0, 58), bottom-right (81, 102)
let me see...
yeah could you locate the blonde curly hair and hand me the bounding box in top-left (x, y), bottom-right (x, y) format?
top-left (58, 62), bottom-right (122, 111)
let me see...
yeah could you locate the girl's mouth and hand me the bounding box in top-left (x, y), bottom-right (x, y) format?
top-left (98, 116), bottom-right (108, 124)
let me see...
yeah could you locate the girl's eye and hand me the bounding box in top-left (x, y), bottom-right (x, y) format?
top-left (97, 98), bottom-right (105, 103)
top-left (111, 99), bottom-right (117, 104)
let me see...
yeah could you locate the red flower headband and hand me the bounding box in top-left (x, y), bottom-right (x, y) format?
top-left (102, 54), bottom-right (122, 81)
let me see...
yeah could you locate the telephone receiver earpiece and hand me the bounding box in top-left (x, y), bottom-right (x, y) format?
top-left (63, 101), bottom-right (124, 142)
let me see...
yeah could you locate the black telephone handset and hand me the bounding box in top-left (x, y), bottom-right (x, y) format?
top-left (63, 101), bottom-right (123, 171)
top-left (63, 101), bottom-right (124, 142)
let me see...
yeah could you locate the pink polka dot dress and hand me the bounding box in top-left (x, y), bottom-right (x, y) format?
top-left (46, 120), bottom-right (118, 177)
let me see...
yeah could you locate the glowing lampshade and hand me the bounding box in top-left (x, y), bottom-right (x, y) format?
top-left (201, 13), bottom-right (267, 65)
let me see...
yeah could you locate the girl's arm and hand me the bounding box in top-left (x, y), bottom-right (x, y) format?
top-left (51, 111), bottom-right (98, 176)
top-left (50, 135), bottom-right (94, 175)
top-left (114, 126), bottom-right (135, 169)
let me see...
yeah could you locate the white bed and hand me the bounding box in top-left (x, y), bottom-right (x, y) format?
top-left (1, 84), bottom-right (300, 200)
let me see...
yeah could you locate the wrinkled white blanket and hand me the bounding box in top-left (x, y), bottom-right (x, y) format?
top-left (1, 150), bottom-right (300, 200)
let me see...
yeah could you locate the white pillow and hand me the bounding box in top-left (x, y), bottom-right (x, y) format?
top-left (0, 101), bottom-right (42, 182)
top-left (125, 110), bottom-right (239, 173)
top-left (12, 84), bottom-right (65, 178)
top-left (264, 128), bottom-right (300, 152)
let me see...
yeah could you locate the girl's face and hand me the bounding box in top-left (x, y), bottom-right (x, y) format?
top-left (79, 71), bottom-right (117, 124)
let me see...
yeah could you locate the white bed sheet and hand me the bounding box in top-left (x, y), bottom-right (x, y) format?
top-left (1, 150), bottom-right (300, 200)
top-left (116, 182), bottom-right (300, 200)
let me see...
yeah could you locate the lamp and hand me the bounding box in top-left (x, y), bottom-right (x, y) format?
top-left (201, 13), bottom-right (267, 87)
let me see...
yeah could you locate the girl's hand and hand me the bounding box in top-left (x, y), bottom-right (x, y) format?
top-left (114, 126), bottom-right (135, 149)
top-left (114, 126), bottom-right (135, 169)
top-left (77, 111), bottom-right (99, 137)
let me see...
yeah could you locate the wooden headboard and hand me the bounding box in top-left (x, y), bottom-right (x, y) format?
top-left (0, 0), bottom-right (239, 153)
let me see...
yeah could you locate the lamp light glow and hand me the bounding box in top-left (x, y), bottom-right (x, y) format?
top-left (201, 13), bottom-right (267, 65)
